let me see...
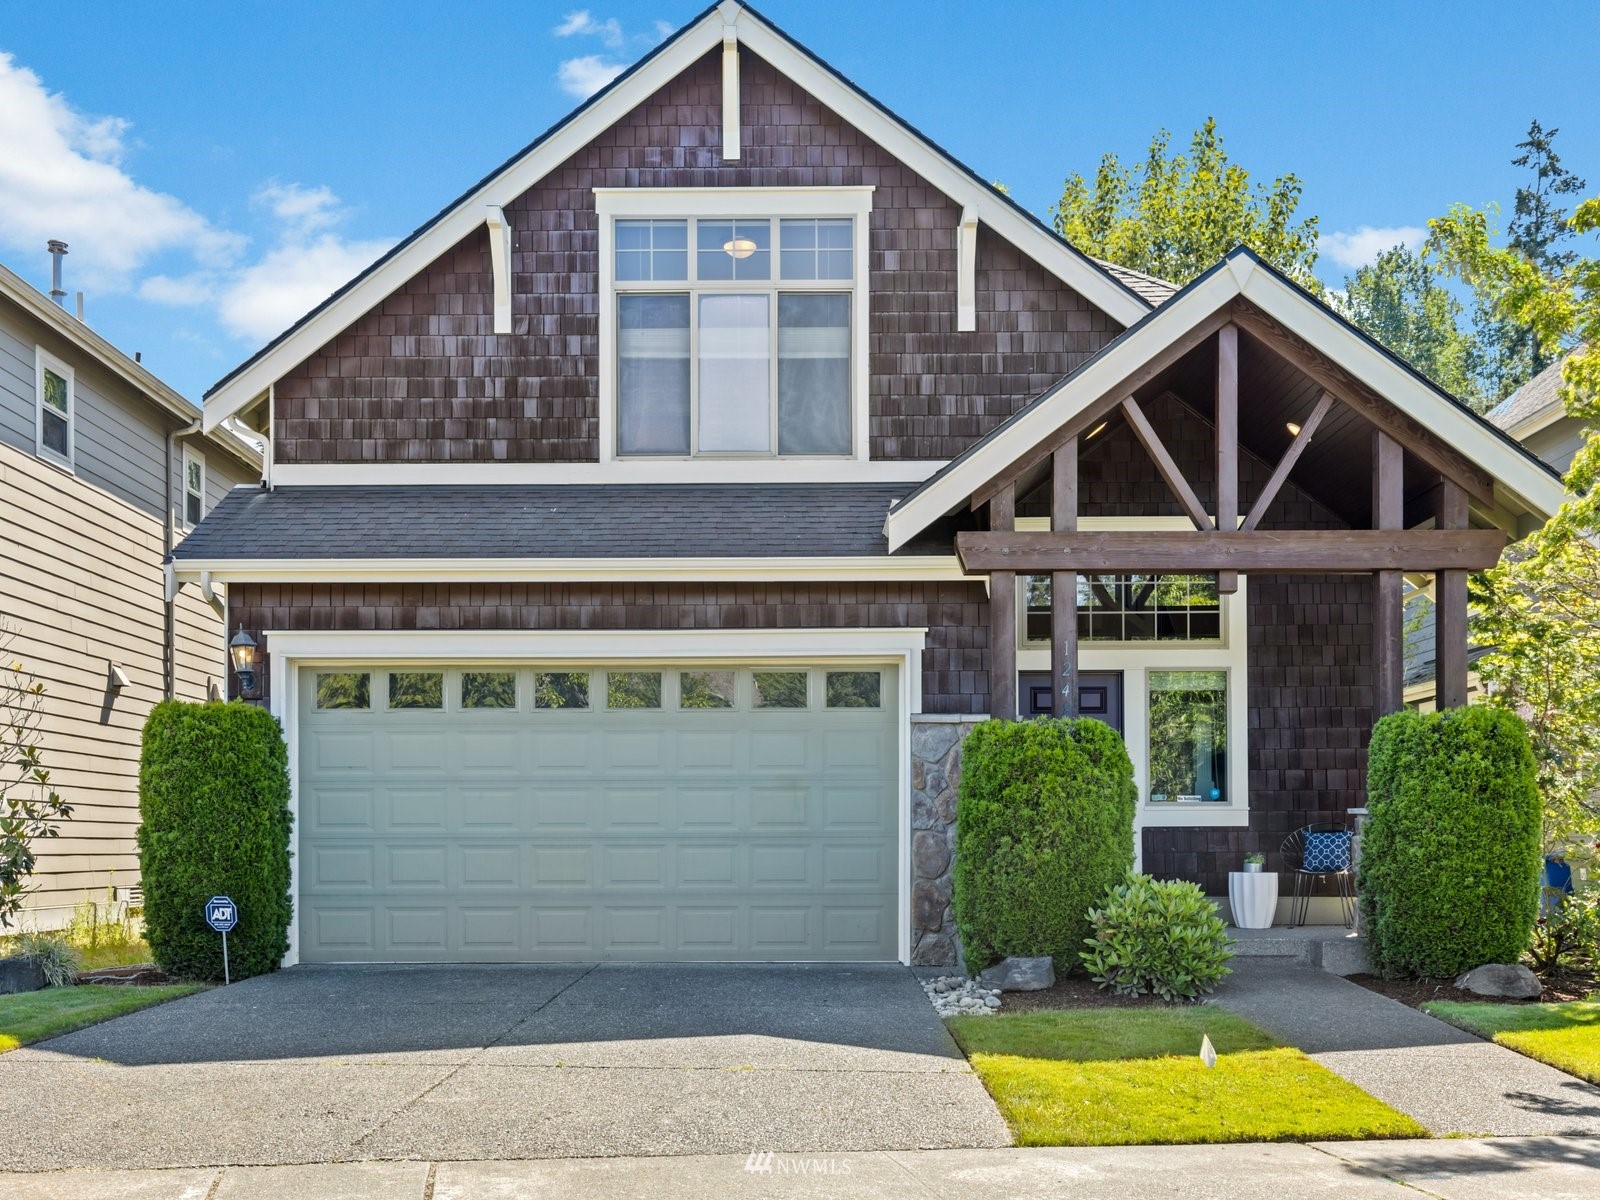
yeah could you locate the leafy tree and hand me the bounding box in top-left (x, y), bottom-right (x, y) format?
top-left (1431, 192), bottom-right (1600, 842)
top-left (0, 638), bottom-right (71, 929)
top-left (1333, 244), bottom-right (1488, 409)
top-left (1441, 120), bottom-right (1588, 400)
top-left (1052, 117), bottom-right (1320, 289)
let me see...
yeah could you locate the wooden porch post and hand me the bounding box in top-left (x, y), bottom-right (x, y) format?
top-left (1436, 479), bottom-right (1470, 710)
top-left (989, 482), bottom-right (1018, 720)
top-left (1372, 431), bottom-right (1405, 718)
top-left (1216, 323), bottom-right (1239, 595)
top-left (1051, 441), bottom-right (1078, 718)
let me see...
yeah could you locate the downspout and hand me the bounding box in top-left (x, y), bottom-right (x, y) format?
top-left (164, 417), bottom-right (203, 700)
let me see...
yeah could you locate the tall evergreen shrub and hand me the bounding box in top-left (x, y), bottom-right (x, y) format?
top-left (138, 701), bottom-right (292, 980)
top-left (1360, 706), bottom-right (1541, 978)
top-left (953, 718), bottom-right (1136, 970)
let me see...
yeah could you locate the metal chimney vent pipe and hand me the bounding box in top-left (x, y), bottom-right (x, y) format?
top-left (47, 240), bottom-right (68, 306)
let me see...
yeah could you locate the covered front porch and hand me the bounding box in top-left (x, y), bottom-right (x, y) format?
top-left (892, 251), bottom-right (1559, 945)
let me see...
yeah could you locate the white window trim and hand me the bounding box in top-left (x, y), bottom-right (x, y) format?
top-left (181, 444), bottom-right (207, 530)
top-left (1013, 516), bottom-right (1250, 831)
top-left (266, 626), bottom-right (925, 968)
top-left (595, 187), bottom-right (874, 464)
top-left (34, 346), bottom-right (75, 471)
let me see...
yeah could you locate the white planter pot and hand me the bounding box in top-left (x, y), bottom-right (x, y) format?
top-left (1228, 870), bottom-right (1278, 930)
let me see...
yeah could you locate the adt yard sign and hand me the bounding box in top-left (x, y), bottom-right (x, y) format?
top-left (206, 895), bottom-right (238, 984)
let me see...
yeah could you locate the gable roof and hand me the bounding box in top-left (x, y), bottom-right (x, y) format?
top-left (200, 0), bottom-right (1151, 432)
top-left (1488, 351), bottom-right (1577, 439)
top-left (0, 261), bottom-right (261, 470)
top-left (883, 247), bottom-right (1568, 551)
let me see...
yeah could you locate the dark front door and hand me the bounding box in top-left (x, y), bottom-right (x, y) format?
top-left (1018, 671), bottom-right (1124, 731)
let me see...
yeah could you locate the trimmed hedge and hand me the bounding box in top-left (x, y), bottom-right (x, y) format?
top-left (953, 717), bottom-right (1136, 971)
top-left (137, 702), bottom-right (292, 981)
top-left (1360, 706), bottom-right (1541, 979)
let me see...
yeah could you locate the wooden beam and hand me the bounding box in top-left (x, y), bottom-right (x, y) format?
top-left (1216, 324), bottom-right (1239, 594)
top-left (1436, 478), bottom-right (1471, 710)
top-left (990, 570), bottom-right (1018, 720)
top-left (1373, 430), bottom-right (1405, 718)
top-left (989, 480), bottom-right (1017, 720)
top-left (1121, 395), bottom-right (1214, 531)
top-left (1051, 441), bottom-right (1078, 719)
top-left (1233, 305), bottom-right (1495, 505)
top-left (1241, 391), bottom-right (1334, 531)
top-left (971, 307), bottom-right (1236, 511)
top-left (955, 528), bottom-right (1507, 574)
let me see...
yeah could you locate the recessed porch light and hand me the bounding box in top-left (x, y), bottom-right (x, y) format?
top-left (1286, 422), bottom-right (1302, 436)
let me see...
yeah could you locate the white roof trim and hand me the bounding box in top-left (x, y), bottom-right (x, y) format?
top-left (883, 253), bottom-right (1568, 551)
top-left (173, 555), bottom-right (968, 586)
top-left (200, 3), bottom-right (1147, 432)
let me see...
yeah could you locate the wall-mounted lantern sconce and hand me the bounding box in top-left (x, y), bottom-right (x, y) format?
top-left (107, 662), bottom-right (131, 690)
top-left (229, 628), bottom-right (260, 699)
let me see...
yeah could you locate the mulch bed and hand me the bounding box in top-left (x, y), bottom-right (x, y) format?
top-left (1346, 970), bottom-right (1596, 1008)
top-left (73, 964), bottom-right (173, 987)
top-left (997, 975), bottom-right (1173, 1012)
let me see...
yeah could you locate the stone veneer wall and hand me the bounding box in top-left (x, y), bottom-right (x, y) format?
top-left (909, 714), bottom-right (984, 967)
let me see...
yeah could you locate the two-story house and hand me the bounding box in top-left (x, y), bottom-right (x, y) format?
top-left (174, 2), bottom-right (1564, 967)
top-left (1, 257), bottom-right (260, 928)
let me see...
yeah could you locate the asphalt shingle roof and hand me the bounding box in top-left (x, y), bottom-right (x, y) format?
top-left (172, 484), bottom-right (941, 561)
top-left (1488, 353), bottom-right (1572, 433)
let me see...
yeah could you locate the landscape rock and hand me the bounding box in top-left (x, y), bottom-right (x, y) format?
top-left (0, 955), bottom-right (47, 995)
top-left (1454, 963), bottom-right (1542, 999)
top-left (978, 955), bottom-right (1056, 991)
top-left (920, 975), bottom-right (1001, 1018)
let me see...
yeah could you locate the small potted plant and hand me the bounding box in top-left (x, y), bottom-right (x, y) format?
top-left (1244, 852), bottom-right (1266, 874)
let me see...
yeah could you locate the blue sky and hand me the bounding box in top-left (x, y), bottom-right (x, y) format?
top-left (2, 0), bottom-right (1596, 402)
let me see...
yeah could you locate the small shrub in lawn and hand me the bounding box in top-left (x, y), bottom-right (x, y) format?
top-left (953, 718), bottom-right (1135, 971)
top-left (1360, 706), bottom-right (1542, 979)
top-left (138, 701), bottom-right (292, 982)
top-left (1081, 873), bottom-right (1234, 1001)
top-left (12, 931), bottom-right (79, 986)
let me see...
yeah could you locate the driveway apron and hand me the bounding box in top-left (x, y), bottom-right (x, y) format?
top-left (0, 963), bottom-right (1009, 1171)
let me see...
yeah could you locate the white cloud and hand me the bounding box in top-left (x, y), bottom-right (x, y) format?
top-left (1320, 225), bottom-right (1427, 270)
top-left (253, 181), bottom-right (341, 235)
top-left (554, 10), bottom-right (624, 49)
top-left (557, 54), bottom-right (627, 99)
top-left (216, 233), bottom-right (393, 340)
top-left (653, 19), bottom-right (674, 40)
top-left (0, 51), bottom-right (242, 285)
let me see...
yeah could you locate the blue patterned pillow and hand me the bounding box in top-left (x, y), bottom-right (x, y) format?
top-left (1302, 830), bottom-right (1351, 872)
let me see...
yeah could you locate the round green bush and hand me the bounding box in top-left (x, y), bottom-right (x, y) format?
top-left (137, 701), bottom-right (292, 981)
top-left (953, 717), bottom-right (1136, 971)
top-left (1360, 705), bottom-right (1541, 979)
top-left (1080, 873), bottom-right (1233, 1001)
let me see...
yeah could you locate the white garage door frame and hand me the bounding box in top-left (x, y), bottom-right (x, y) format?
top-left (267, 627), bottom-right (927, 967)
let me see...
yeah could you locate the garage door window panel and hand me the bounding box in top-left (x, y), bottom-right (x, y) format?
top-left (462, 671), bottom-right (518, 710)
top-left (753, 670), bottom-right (808, 709)
top-left (316, 672), bottom-right (371, 710)
top-left (389, 672), bottom-right (444, 710)
top-left (534, 671), bottom-right (590, 710)
top-left (680, 670), bottom-right (736, 709)
top-left (607, 671), bottom-right (662, 710)
top-left (826, 670), bottom-right (882, 709)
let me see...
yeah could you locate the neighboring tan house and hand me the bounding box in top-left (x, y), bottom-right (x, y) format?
top-left (1403, 352), bottom-right (1589, 711)
top-left (175, 2), bottom-right (1565, 966)
top-left (0, 258), bottom-right (261, 929)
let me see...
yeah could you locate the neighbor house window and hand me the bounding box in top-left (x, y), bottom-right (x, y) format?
top-left (1024, 574), bottom-right (1222, 644)
top-left (1147, 671), bottom-right (1228, 804)
top-left (181, 446), bottom-right (206, 529)
top-left (35, 348), bottom-right (73, 469)
top-left (599, 190), bottom-right (870, 461)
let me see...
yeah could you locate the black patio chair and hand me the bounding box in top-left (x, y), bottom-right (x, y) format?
top-left (1280, 822), bottom-right (1355, 929)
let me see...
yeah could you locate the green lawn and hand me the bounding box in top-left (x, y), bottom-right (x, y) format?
top-left (1424, 1000), bottom-right (1600, 1084)
top-left (0, 985), bottom-right (202, 1053)
top-left (947, 1008), bottom-right (1427, 1146)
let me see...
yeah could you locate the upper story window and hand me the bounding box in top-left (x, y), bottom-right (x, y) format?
top-left (34, 347), bottom-right (74, 469)
top-left (181, 445), bottom-right (206, 529)
top-left (597, 188), bottom-right (873, 463)
top-left (1024, 573), bottom-right (1222, 644)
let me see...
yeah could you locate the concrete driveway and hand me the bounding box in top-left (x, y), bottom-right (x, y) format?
top-left (0, 964), bottom-right (1009, 1171)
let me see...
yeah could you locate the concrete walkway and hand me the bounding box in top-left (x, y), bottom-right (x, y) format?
top-left (4, 1139), bottom-right (1599, 1200)
top-left (1214, 959), bottom-right (1600, 1136)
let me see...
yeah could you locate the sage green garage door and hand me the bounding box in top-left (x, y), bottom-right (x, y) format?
top-left (296, 664), bottom-right (899, 962)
